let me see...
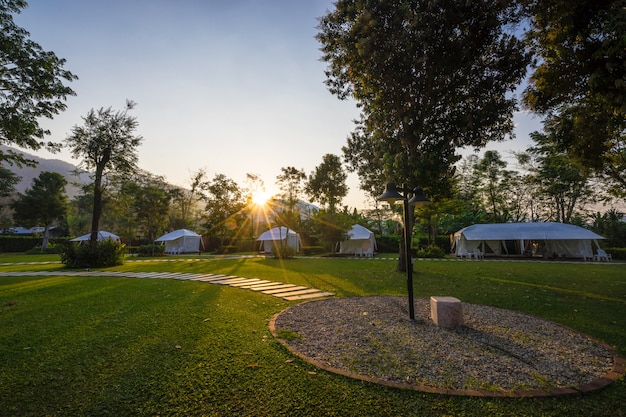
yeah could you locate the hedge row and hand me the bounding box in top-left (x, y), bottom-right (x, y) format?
top-left (0, 236), bottom-right (71, 253)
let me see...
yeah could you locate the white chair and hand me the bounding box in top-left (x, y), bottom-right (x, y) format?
top-left (365, 248), bottom-right (374, 258)
top-left (473, 249), bottom-right (484, 259)
top-left (594, 249), bottom-right (612, 262)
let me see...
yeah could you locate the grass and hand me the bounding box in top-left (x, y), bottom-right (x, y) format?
top-left (0, 253), bottom-right (625, 416)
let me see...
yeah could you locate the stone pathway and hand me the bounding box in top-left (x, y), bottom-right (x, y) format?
top-left (0, 270), bottom-right (334, 301)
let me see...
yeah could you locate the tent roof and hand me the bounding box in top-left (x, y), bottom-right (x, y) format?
top-left (71, 231), bottom-right (120, 241)
top-left (256, 227), bottom-right (297, 241)
top-left (346, 224), bottom-right (374, 240)
top-left (155, 229), bottom-right (201, 242)
top-left (455, 222), bottom-right (604, 240)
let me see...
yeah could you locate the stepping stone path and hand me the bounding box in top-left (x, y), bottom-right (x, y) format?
top-left (0, 270), bottom-right (334, 301)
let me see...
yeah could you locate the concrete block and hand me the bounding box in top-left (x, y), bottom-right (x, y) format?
top-left (430, 296), bottom-right (463, 328)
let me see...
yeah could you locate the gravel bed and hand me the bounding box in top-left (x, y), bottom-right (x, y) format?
top-left (273, 296), bottom-right (615, 393)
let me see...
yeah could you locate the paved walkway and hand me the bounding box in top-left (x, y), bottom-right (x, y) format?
top-left (0, 269), bottom-right (334, 301)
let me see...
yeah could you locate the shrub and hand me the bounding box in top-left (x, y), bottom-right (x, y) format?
top-left (416, 244), bottom-right (446, 258)
top-left (217, 245), bottom-right (238, 254)
top-left (274, 245), bottom-right (296, 259)
top-left (302, 246), bottom-right (325, 256)
top-left (25, 244), bottom-right (64, 255)
top-left (136, 244), bottom-right (165, 257)
top-left (604, 247), bottom-right (626, 260)
top-left (61, 239), bottom-right (126, 268)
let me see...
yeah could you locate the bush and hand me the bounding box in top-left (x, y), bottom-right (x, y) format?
top-left (217, 245), bottom-right (238, 254)
top-left (136, 244), bottom-right (165, 257)
top-left (604, 247), bottom-right (626, 260)
top-left (302, 246), bottom-right (325, 256)
top-left (25, 244), bottom-right (64, 255)
top-left (61, 239), bottom-right (126, 268)
top-left (416, 244), bottom-right (446, 258)
top-left (273, 245), bottom-right (296, 259)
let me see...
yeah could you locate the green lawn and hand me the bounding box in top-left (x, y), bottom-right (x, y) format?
top-left (1, 254), bottom-right (624, 416)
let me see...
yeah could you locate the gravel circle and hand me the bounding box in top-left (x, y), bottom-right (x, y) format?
top-left (271, 296), bottom-right (620, 396)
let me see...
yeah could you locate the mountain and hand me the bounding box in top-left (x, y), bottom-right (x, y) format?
top-left (1, 146), bottom-right (90, 198)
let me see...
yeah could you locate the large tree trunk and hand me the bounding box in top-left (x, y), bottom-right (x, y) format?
top-left (41, 224), bottom-right (50, 252)
top-left (90, 154), bottom-right (109, 246)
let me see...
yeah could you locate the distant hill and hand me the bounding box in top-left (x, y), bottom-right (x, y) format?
top-left (1, 146), bottom-right (90, 198)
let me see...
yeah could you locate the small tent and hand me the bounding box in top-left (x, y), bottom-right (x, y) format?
top-left (256, 227), bottom-right (300, 253)
top-left (339, 224), bottom-right (377, 256)
top-left (71, 231), bottom-right (120, 242)
top-left (155, 229), bottom-right (203, 254)
top-left (452, 222), bottom-right (604, 259)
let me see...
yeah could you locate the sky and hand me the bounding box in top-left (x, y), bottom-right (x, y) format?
top-left (13, 0), bottom-right (543, 210)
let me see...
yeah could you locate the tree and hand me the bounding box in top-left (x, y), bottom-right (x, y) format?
top-left (523, 0), bottom-right (626, 197)
top-left (275, 166), bottom-right (306, 230)
top-left (1, 0), bottom-right (77, 167)
top-left (0, 165), bottom-right (19, 198)
top-left (11, 171), bottom-right (67, 250)
top-left (516, 130), bottom-right (593, 224)
top-left (318, 0), bottom-right (531, 199)
top-left (65, 101), bottom-right (142, 244)
top-left (202, 173), bottom-right (245, 248)
top-left (168, 169), bottom-right (206, 231)
top-left (306, 154), bottom-right (348, 213)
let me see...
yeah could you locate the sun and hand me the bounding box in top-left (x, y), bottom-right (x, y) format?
top-left (252, 190), bottom-right (271, 206)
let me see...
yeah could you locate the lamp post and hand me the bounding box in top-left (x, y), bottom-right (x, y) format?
top-left (378, 182), bottom-right (431, 320)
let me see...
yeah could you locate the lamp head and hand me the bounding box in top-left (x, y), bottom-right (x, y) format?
top-left (377, 182), bottom-right (403, 204)
top-left (408, 187), bottom-right (431, 207)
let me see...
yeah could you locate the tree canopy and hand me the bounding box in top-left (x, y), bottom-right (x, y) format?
top-left (306, 153), bottom-right (348, 213)
top-left (523, 0), bottom-right (626, 197)
top-left (0, 0), bottom-right (77, 166)
top-left (11, 171), bottom-right (67, 249)
top-left (65, 101), bottom-right (142, 244)
top-left (318, 0), bottom-right (531, 198)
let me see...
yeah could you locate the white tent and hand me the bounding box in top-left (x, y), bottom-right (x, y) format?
top-left (452, 222), bottom-right (604, 259)
top-left (155, 229), bottom-right (204, 254)
top-left (71, 231), bottom-right (120, 242)
top-left (256, 227), bottom-right (301, 253)
top-left (339, 224), bottom-right (377, 256)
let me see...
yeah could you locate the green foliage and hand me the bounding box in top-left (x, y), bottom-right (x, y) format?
top-left (136, 244), bottom-right (164, 257)
top-left (65, 101), bottom-right (143, 246)
top-left (305, 154), bottom-right (348, 212)
top-left (273, 245), bottom-right (296, 259)
top-left (416, 244), bottom-right (445, 258)
top-left (319, 0), bottom-right (531, 197)
top-left (60, 239), bottom-right (126, 268)
top-left (523, 0), bottom-right (626, 195)
top-left (216, 245), bottom-right (238, 254)
top-left (24, 244), bottom-right (63, 255)
top-left (301, 246), bottom-right (325, 256)
top-left (0, 0), bottom-right (77, 164)
top-left (604, 248), bottom-right (626, 261)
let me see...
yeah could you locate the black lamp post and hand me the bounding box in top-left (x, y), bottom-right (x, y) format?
top-left (377, 182), bottom-right (431, 320)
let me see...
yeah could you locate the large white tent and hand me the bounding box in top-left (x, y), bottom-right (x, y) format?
top-left (71, 231), bottom-right (120, 242)
top-left (256, 227), bottom-right (301, 253)
top-left (155, 229), bottom-right (204, 254)
top-left (452, 222), bottom-right (604, 259)
top-left (339, 224), bottom-right (377, 256)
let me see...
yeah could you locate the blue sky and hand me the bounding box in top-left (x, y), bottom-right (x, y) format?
top-left (14, 1), bottom-right (541, 209)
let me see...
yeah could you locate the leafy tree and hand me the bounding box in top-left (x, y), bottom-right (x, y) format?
top-left (523, 0), bottom-right (626, 197)
top-left (306, 154), bottom-right (348, 213)
top-left (201, 173), bottom-right (245, 248)
top-left (516, 130), bottom-right (593, 223)
top-left (275, 166), bottom-right (306, 230)
top-left (0, 165), bottom-right (19, 198)
top-left (319, 0), bottom-right (531, 199)
top-left (65, 101), bottom-right (142, 245)
top-left (0, 0), bottom-right (77, 167)
top-left (168, 169), bottom-right (206, 231)
top-left (11, 171), bottom-right (67, 250)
